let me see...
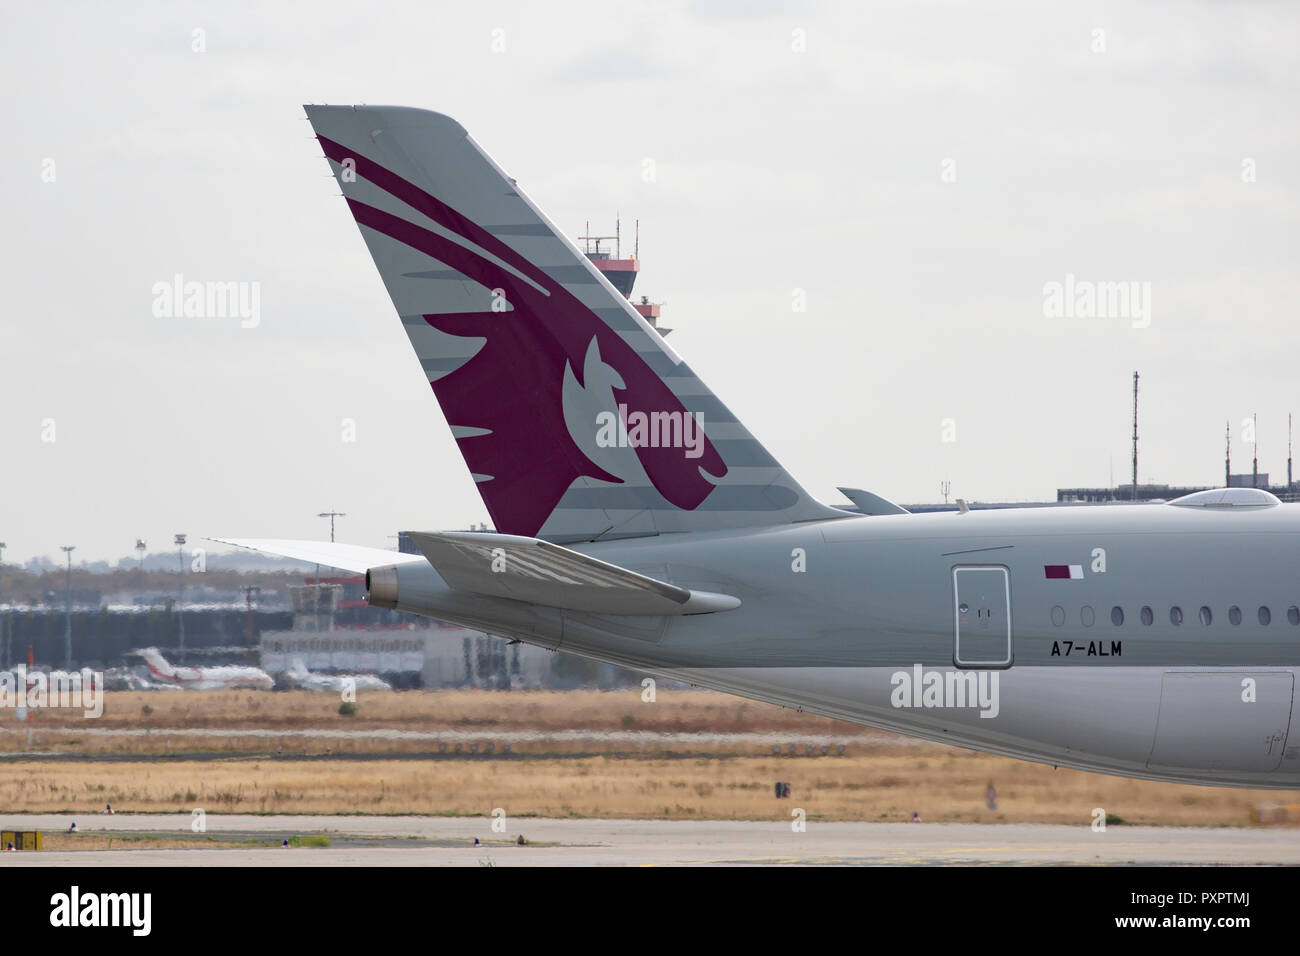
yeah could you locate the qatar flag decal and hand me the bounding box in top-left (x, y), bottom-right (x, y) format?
top-left (1044, 564), bottom-right (1084, 580)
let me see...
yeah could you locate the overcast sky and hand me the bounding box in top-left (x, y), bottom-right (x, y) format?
top-left (3, 0), bottom-right (1297, 565)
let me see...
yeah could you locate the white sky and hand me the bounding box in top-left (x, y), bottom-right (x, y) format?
top-left (2, 0), bottom-right (1297, 564)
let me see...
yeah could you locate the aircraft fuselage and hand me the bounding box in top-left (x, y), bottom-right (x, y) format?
top-left (385, 501), bottom-right (1300, 787)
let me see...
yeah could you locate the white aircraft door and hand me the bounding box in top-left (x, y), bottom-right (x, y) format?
top-left (952, 565), bottom-right (1012, 668)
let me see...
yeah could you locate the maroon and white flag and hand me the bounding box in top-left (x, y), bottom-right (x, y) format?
top-left (1044, 564), bottom-right (1084, 580)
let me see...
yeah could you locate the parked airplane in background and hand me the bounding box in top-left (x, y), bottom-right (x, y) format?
top-left (221, 105), bottom-right (1300, 789)
top-left (133, 648), bottom-right (275, 691)
top-left (283, 658), bottom-right (391, 693)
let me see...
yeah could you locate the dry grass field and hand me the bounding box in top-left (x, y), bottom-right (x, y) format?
top-left (0, 688), bottom-right (875, 757)
top-left (0, 689), bottom-right (1290, 825)
top-left (13, 688), bottom-right (849, 734)
top-left (0, 753), bottom-right (1286, 825)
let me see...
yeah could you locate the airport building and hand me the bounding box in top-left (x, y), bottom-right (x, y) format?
top-left (578, 219), bottom-right (668, 334)
top-left (258, 623), bottom-right (559, 689)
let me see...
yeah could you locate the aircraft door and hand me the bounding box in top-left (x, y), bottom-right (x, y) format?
top-left (952, 565), bottom-right (1012, 668)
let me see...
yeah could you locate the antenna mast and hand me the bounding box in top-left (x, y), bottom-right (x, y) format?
top-left (1225, 421), bottom-right (1231, 488)
top-left (1253, 412), bottom-right (1259, 488)
top-left (1131, 371), bottom-right (1139, 501)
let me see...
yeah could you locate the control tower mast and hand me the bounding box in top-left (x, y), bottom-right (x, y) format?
top-left (578, 218), bottom-right (670, 335)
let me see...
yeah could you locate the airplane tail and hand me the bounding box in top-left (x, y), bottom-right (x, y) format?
top-left (135, 648), bottom-right (175, 680)
top-left (303, 105), bottom-right (843, 543)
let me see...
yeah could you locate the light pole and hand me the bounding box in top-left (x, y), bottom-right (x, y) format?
top-left (243, 585), bottom-right (261, 661)
top-left (316, 511), bottom-right (346, 632)
top-left (60, 545), bottom-right (75, 668)
top-left (174, 534), bottom-right (186, 653)
top-left (317, 510), bottom-right (347, 543)
top-left (135, 538), bottom-right (147, 571)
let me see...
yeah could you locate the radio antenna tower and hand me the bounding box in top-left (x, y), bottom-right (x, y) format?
top-left (1279, 416), bottom-right (1289, 494)
top-left (1225, 421), bottom-right (1231, 488)
top-left (1131, 371), bottom-right (1139, 501)
top-left (1253, 413), bottom-right (1259, 488)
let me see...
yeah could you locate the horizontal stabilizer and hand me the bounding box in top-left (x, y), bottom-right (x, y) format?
top-left (405, 531), bottom-right (740, 615)
top-left (837, 487), bottom-right (910, 516)
top-left (209, 537), bottom-right (427, 574)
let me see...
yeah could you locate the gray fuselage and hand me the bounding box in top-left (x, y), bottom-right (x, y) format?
top-left (387, 501), bottom-right (1300, 788)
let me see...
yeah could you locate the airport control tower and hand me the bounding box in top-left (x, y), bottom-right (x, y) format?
top-left (578, 219), bottom-right (669, 335)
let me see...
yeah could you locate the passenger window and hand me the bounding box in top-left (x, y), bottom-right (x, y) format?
top-left (1110, 606), bottom-right (1124, 626)
top-left (1170, 606), bottom-right (1183, 625)
top-left (1081, 605), bottom-right (1095, 627)
top-left (1288, 606), bottom-right (1299, 626)
top-left (1198, 606), bottom-right (1212, 626)
top-left (1229, 605), bottom-right (1242, 625)
top-left (1259, 606), bottom-right (1272, 626)
top-left (1140, 606), bottom-right (1153, 626)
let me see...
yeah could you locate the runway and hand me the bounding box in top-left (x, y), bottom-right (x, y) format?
top-left (3, 814), bottom-right (1298, 865)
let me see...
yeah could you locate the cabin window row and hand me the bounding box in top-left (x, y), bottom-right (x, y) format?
top-left (1053, 604), bottom-right (1300, 627)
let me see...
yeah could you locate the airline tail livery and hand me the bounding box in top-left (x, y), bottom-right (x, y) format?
top-left (218, 106), bottom-right (1300, 789)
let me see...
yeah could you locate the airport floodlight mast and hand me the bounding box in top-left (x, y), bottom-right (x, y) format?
top-left (318, 510), bottom-right (347, 543)
top-left (174, 533), bottom-right (186, 652)
top-left (135, 538), bottom-right (147, 570)
top-left (243, 585), bottom-right (261, 660)
top-left (60, 544), bottom-right (75, 668)
top-left (315, 512), bottom-right (346, 632)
